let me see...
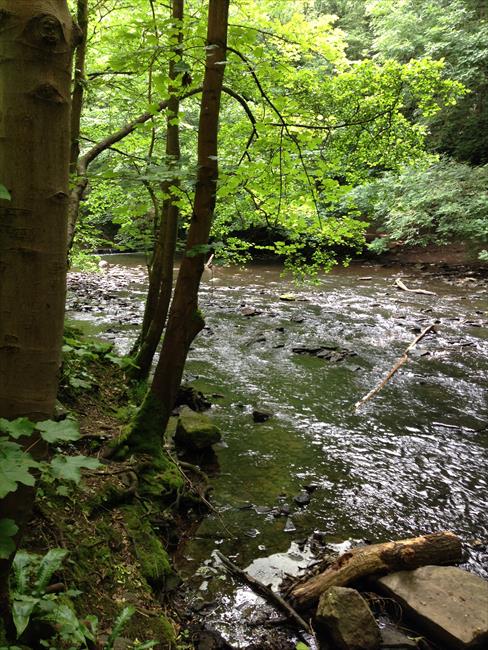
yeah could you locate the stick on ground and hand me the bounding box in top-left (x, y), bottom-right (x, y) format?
top-left (214, 550), bottom-right (313, 636)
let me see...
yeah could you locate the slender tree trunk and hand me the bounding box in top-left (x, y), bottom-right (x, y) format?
top-left (131, 0), bottom-right (184, 380)
top-left (70, 0), bottom-right (88, 173)
top-left (0, 0), bottom-right (77, 624)
top-left (128, 0), bottom-right (229, 452)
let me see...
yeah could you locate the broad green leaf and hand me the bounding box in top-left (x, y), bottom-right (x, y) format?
top-left (0, 183), bottom-right (11, 200)
top-left (50, 455), bottom-right (101, 483)
top-left (0, 439), bottom-right (39, 498)
top-left (0, 518), bottom-right (18, 559)
top-left (0, 417), bottom-right (35, 439)
top-left (12, 595), bottom-right (39, 637)
top-left (37, 419), bottom-right (80, 443)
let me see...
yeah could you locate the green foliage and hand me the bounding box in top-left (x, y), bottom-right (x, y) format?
top-left (368, 0), bottom-right (488, 164)
top-left (104, 605), bottom-right (135, 650)
top-left (9, 548), bottom-right (97, 647)
top-left (349, 159), bottom-right (488, 257)
top-left (61, 335), bottom-right (114, 395)
top-left (0, 519), bottom-right (18, 560)
top-left (0, 437), bottom-right (39, 499)
top-left (0, 416), bottom-right (100, 500)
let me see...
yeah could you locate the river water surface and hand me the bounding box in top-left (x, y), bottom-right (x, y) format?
top-left (67, 255), bottom-right (487, 648)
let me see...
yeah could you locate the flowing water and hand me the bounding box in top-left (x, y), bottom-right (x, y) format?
top-left (67, 255), bottom-right (488, 648)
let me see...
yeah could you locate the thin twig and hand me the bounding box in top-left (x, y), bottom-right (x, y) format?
top-left (355, 324), bottom-right (436, 410)
top-left (214, 550), bottom-right (314, 638)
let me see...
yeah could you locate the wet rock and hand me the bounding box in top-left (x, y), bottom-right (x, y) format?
top-left (195, 625), bottom-right (234, 650)
top-left (380, 624), bottom-right (417, 648)
top-left (252, 409), bottom-right (272, 423)
top-left (377, 566), bottom-right (488, 649)
top-left (240, 305), bottom-right (261, 317)
top-left (316, 586), bottom-right (381, 650)
top-left (293, 344), bottom-right (338, 355)
top-left (279, 293), bottom-right (297, 301)
top-left (283, 518), bottom-right (296, 533)
top-left (175, 406), bottom-right (222, 450)
top-left (175, 385), bottom-right (212, 412)
top-left (293, 491), bottom-right (311, 506)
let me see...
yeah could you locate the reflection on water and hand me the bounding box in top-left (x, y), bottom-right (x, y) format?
top-left (67, 256), bottom-right (487, 646)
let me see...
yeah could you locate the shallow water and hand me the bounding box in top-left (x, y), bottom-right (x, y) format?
top-left (67, 256), bottom-right (488, 648)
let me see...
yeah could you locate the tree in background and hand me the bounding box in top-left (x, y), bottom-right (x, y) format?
top-left (126, 0), bottom-right (230, 453)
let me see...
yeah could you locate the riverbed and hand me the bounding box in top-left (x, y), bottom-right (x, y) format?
top-left (67, 256), bottom-right (488, 648)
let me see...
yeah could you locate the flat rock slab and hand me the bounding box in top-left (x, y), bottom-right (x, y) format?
top-left (377, 566), bottom-right (488, 649)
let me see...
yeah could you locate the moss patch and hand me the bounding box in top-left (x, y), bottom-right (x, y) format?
top-left (122, 505), bottom-right (176, 589)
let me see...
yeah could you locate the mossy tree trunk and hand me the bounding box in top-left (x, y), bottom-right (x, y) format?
top-left (128, 0), bottom-right (229, 453)
top-left (131, 0), bottom-right (184, 381)
top-left (0, 0), bottom-right (77, 624)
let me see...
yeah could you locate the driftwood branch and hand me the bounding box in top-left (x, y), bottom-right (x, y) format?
top-left (395, 278), bottom-right (436, 296)
top-left (290, 531), bottom-right (462, 609)
top-left (355, 324), bottom-right (436, 410)
top-left (214, 550), bottom-right (313, 636)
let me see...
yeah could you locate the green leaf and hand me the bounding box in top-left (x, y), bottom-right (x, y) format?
top-left (0, 518), bottom-right (18, 559)
top-left (105, 605), bottom-right (136, 649)
top-left (35, 548), bottom-right (68, 594)
top-left (0, 417), bottom-right (35, 439)
top-left (0, 183), bottom-right (11, 200)
top-left (295, 643), bottom-right (310, 650)
top-left (50, 455), bottom-right (101, 483)
top-left (0, 438), bottom-right (39, 499)
top-left (12, 595), bottom-right (39, 637)
top-left (37, 419), bottom-right (80, 443)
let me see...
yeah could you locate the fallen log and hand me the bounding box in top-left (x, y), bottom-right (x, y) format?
top-left (394, 278), bottom-right (436, 295)
top-left (290, 532), bottom-right (462, 610)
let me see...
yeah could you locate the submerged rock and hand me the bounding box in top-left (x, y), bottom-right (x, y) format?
top-left (175, 406), bottom-right (222, 450)
top-left (252, 409), bottom-right (272, 423)
top-left (316, 586), bottom-right (381, 650)
top-left (377, 566), bottom-right (488, 649)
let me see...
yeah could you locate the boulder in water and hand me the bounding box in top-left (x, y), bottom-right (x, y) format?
top-left (175, 406), bottom-right (221, 450)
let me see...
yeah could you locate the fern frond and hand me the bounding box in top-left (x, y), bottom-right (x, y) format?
top-left (11, 551), bottom-right (35, 595)
top-left (104, 605), bottom-right (136, 650)
top-left (34, 548), bottom-right (68, 595)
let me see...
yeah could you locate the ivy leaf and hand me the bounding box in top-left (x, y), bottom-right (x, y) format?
top-left (37, 419), bottom-right (80, 443)
top-left (0, 184), bottom-right (11, 200)
top-left (50, 455), bottom-right (101, 483)
top-left (0, 439), bottom-right (39, 498)
top-left (0, 417), bottom-right (35, 439)
top-left (0, 518), bottom-right (18, 559)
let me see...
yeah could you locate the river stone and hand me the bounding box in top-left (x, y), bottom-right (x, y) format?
top-left (380, 624), bottom-right (417, 648)
top-left (316, 586), bottom-right (381, 650)
top-left (377, 566), bottom-right (488, 649)
top-left (175, 406), bottom-right (221, 450)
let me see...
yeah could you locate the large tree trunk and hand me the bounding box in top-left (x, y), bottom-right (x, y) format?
top-left (128, 0), bottom-right (229, 453)
top-left (0, 0), bottom-right (77, 624)
top-left (131, 0), bottom-right (184, 381)
top-left (290, 532), bottom-right (463, 609)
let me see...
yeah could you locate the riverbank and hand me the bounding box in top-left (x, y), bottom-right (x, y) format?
top-left (61, 256), bottom-right (488, 648)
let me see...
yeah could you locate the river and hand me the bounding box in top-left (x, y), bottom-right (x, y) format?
top-left (67, 255), bottom-right (487, 648)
